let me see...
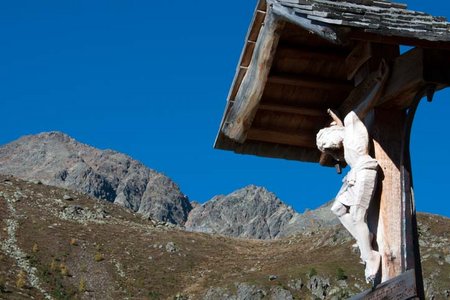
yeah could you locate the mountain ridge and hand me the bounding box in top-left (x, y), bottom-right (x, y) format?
top-left (0, 132), bottom-right (339, 239)
top-left (186, 185), bottom-right (339, 239)
top-left (0, 131), bottom-right (192, 225)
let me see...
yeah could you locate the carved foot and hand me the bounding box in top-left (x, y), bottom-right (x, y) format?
top-left (364, 250), bottom-right (381, 284)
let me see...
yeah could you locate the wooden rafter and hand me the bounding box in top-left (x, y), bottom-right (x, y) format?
top-left (380, 48), bottom-right (450, 108)
top-left (247, 128), bottom-right (316, 148)
top-left (258, 103), bottom-right (328, 117)
top-left (221, 6), bottom-right (284, 143)
top-left (275, 45), bottom-right (347, 62)
top-left (348, 30), bottom-right (450, 51)
top-left (268, 74), bottom-right (353, 92)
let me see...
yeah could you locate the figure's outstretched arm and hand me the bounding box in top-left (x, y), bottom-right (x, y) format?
top-left (327, 109), bottom-right (343, 127)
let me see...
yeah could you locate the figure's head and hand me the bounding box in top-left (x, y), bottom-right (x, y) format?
top-left (316, 126), bottom-right (344, 159)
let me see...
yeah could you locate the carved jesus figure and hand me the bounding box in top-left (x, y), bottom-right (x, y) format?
top-left (317, 110), bottom-right (380, 283)
top-left (316, 61), bottom-right (389, 284)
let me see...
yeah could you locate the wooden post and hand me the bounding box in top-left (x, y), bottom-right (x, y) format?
top-left (370, 108), bottom-right (406, 282)
top-left (365, 99), bottom-right (425, 298)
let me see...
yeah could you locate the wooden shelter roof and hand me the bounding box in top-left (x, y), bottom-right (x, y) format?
top-left (278, 0), bottom-right (450, 43)
top-left (215, 0), bottom-right (450, 165)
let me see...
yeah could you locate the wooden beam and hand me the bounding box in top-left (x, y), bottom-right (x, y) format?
top-left (276, 45), bottom-right (347, 62)
top-left (338, 61), bottom-right (389, 118)
top-left (214, 131), bottom-right (321, 163)
top-left (348, 29), bottom-right (450, 51)
top-left (268, 74), bottom-right (353, 92)
top-left (370, 109), bottom-right (406, 282)
top-left (345, 42), bottom-right (372, 80)
top-left (246, 128), bottom-right (317, 148)
top-left (379, 48), bottom-right (425, 108)
top-left (380, 48), bottom-right (450, 108)
top-left (350, 269), bottom-right (417, 300)
top-left (258, 103), bottom-right (328, 117)
top-left (222, 8), bottom-right (285, 143)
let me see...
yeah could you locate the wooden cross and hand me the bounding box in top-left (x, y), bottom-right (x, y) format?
top-left (214, 0), bottom-right (450, 298)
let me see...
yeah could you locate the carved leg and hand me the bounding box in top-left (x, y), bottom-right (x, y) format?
top-left (350, 205), bottom-right (380, 283)
top-left (331, 201), bottom-right (358, 238)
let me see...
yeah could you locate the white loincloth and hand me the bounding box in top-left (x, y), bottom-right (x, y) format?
top-left (335, 157), bottom-right (378, 209)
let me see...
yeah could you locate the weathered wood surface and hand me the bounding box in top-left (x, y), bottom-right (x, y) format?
top-left (380, 48), bottom-right (450, 108)
top-left (379, 48), bottom-right (425, 108)
top-left (268, 74), bottom-right (352, 91)
top-left (278, 0), bottom-right (450, 44)
top-left (215, 0), bottom-right (450, 164)
top-left (339, 61), bottom-right (389, 117)
top-left (247, 128), bottom-right (316, 148)
top-left (215, 133), bottom-right (321, 163)
top-left (350, 269), bottom-right (417, 300)
top-left (224, 0), bottom-right (266, 112)
top-left (345, 42), bottom-right (372, 80)
top-left (398, 87), bottom-right (428, 298)
top-left (275, 46), bottom-right (346, 62)
top-left (270, 0), bottom-right (341, 44)
top-left (347, 30), bottom-right (450, 50)
top-left (371, 109), bottom-right (405, 282)
top-left (258, 103), bottom-right (327, 117)
top-left (222, 7), bottom-right (284, 143)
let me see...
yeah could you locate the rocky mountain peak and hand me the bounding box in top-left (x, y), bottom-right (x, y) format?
top-left (186, 185), bottom-right (340, 239)
top-left (186, 185), bottom-right (296, 239)
top-left (0, 132), bottom-right (192, 225)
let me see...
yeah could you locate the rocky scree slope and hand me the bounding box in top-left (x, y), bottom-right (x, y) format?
top-left (0, 132), bottom-right (191, 225)
top-left (0, 176), bottom-right (449, 300)
top-left (186, 186), bottom-right (339, 239)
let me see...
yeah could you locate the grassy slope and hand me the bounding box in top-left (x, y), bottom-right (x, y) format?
top-left (0, 175), bottom-right (448, 300)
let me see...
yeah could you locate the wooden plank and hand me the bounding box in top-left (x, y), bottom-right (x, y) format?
top-left (258, 103), bottom-right (328, 117)
top-left (229, 68), bottom-right (247, 102)
top-left (275, 46), bottom-right (347, 62)
top-left (222, 8), bottom-right (285, 143)
top-left (241, 41), bottom-right (257, 67)
top-left (339, 60), bottom-right (389, 117)
top-left (380, 48), bottom-right (450, 108)
top-left (257, 0), bottom-right (267, 12)
top-left (248, 11), bottom-right (266, 42)
top-left (246, 128), bottom-right (317, 148)
top-left (346, 42), bottom-right (372, 80)
top-left (350, 269), bottom-right (417, 300)
top-left (306, 14), bottom-right (344, 25)
top-left (268, 74), bottom-right (353, 91)
top-left (348, 29), bottom-right (450, 50)
top-left (371, 109), bottom-right (406, 282)
top-left (270, 0), bottom-right (342, 44)
top-left (379, 48), bottom-right (425, 108)
top-left (214, 132), bottom-right (321, 163)
top-left (218, 0), bottom-right (268, 140)
top-left (399, 90), bottom-right (426, 298)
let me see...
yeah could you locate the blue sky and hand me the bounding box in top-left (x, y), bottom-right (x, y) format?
top-left (0, 0), bottom-right (449, 217)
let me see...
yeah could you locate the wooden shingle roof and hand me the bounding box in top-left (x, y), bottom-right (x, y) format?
top-left (277, 0), bottom-right (450, 42)
top-left (214, 0), bottom-right (450, 165)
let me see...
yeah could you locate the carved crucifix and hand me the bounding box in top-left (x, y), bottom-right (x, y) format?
top-left (316, 60), bottom-right (390, 284)
top-left (316, 45), bottom-right (432, 296)
top-left (214, 1), bottom-right (450, 298)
